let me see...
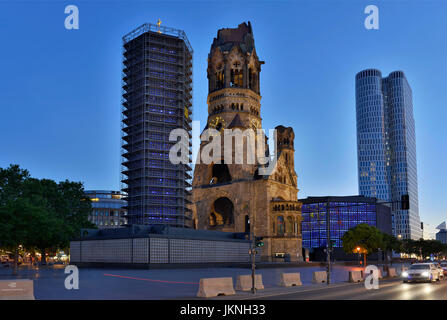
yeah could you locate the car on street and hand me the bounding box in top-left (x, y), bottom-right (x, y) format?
top-left (1, 254), bottom-right (23, 265)
top-left (402, 263), bottom-right (440, 283)
top-left (426, 261), bottom-right (444, 278)
top-left (1, 255), bottom-right (10, 264)
top-left (431, 262), bottom-right (444, 280)
top-left (440, 262), bottom-right (447, 276)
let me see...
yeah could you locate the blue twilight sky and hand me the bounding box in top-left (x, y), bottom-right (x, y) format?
top-left (0, 0), bottom-right (446, 229)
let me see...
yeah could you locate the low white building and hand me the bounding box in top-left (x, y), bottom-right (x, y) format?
top-left (422, 222), bottom-right (436, 240)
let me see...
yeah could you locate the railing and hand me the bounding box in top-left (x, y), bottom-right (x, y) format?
top-left (122, 23), bottom-right (193, 54)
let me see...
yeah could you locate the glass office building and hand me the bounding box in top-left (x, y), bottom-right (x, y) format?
top-left (121, 23), bottom-right (193, 227)
top-left (85, 190), bottom-right (127, 229)
top-left (300, 196), bottom-right (392, 250)
top-left (436, 229), bottom-right (447, 245)
top-left (356, 69), bottom-right (421, 239)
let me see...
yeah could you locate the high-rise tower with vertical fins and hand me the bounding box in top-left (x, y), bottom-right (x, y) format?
top-left (356, 69), bottom-right (421, 239)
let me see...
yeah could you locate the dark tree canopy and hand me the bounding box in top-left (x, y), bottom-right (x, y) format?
top-left (341, 223), bottom-right (447, 264)
top-left (0, 164), bottom-right (95, 270)
top-left (341, 223), bottom-right (384, 255)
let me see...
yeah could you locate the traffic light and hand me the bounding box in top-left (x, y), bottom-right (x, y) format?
top-left (255, 237), bottom-right (264, 247)
top-left (401, 194), bottom-right (410, 210)
top-left (329, 240), bottom-right (336, 249)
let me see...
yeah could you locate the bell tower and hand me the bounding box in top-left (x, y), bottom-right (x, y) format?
top-left (275, 126), bottom-right (297, 188)
top-left (206, 22), bottom-right (264, 134)
top-left (193, 22), bottom-right (266, 186)
top-left (191, 22), bottom-right (302, 262)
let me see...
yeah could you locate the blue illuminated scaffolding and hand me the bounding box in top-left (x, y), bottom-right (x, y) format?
top-left (121, 23), bottom-right (193, 227)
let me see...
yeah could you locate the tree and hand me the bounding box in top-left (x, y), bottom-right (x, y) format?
top-left (381, 232), bottom-right (401, 265)
top-left (399, 238), bottom-right (447, 260)
top-left (416, 239), bottom-right (445, 260)
top-left (0, 164), bottom-right (95, 272)
top-left (56, 180), bottom-right (95, 250)
top-left (342, 223), bottom-right (384, 266)
top-left (401, 238), bottom-right (418, 256)
top-left (0, 165), bottom-right (31, 274)
top-left (21, 178), bottom-right (95, 264)
top-left (21, 178), bottom-right (64, 265)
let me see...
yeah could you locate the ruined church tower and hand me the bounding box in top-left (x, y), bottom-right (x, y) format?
top-left (192, 22), bottom-right (303, 261)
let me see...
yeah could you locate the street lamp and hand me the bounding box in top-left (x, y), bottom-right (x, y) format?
top-left (357, 247), bottom-right (361, 266)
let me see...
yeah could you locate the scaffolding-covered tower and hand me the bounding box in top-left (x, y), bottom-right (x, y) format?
top-left (121, 23), bottom-right (193, 227)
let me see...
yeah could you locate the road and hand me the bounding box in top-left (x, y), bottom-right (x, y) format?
top-left (238, 278), bottom-right (447, 300)
top-left (1, 264), bottom-right (387, 299)
top-left (6, 263), bottom-right (441, 300)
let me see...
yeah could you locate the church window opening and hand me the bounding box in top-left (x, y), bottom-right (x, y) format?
top-left (230, 61), bottom-right (243, 87)
top-left (277, 216), bottom-right (285, 235)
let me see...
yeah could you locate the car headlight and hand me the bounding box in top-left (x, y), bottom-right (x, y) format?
top-left (402, 271), bottom-right (409, 277)
top-left (422, 271), bottom-right (430, 277)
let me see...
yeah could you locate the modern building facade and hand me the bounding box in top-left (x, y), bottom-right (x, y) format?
top-left (85, 190), bottom-right (127, 229)
top-left (121, 23), bottom-right (193, 227)
top-left (355, 69), bottom-right (421, 239)
top-left (436, 229), bottom-right (447, 244)
top-left (436, 223), bottom-right (447, 244)
top-left (300, 196), bottom-right (392, 252)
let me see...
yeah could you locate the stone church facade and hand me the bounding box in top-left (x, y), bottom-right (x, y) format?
top-left (191, 22), bottom-right (303, 261)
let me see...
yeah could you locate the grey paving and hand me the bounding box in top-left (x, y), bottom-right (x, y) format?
top-left (0, 263), bottom-right (408, 300)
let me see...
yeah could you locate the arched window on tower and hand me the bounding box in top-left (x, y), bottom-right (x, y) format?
top-left (277, 216), bottom-right (285, 236)
top-left (209, 197), bottom-right (234, 227)
top-left (230, 61), bottom-right (243, 87)
top-left (211, 163), bottom-right (232, 184)
top-left (287, 216), bottom-right (294, 236)
top-left (249, 68), bottom-right (256, 91)
top-left (216, 64), bottom-right (224, 90)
